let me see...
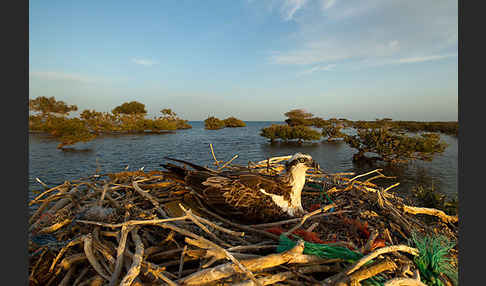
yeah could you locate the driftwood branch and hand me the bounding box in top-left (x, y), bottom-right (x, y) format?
top-left (402, 205), bottom-right (458, 224)
top-left (345, 245), bottom-right (419, 276)
top-left (108, 225), bottom-right (131, 286)
top-left (383, 277), bottom-right (427, 286)
top-left (339, 258), bottom-right (397, 286)
top-left (193, 196), bottom-right (280, 241)
top-left (119, 228), bottom-right (144, 286)
top-left (179, 204), bottom-right (231, 247)
top-left (28, 156), bottom-right (458, 286)
top-left (234, 265), bottom-right (341, 286)
top-left (283, 204), bottom-right (336, 236)
top-left (83, 234), bottom-right (111, 280)
top-left (132, 181), bottom-right (168, 218)
top-left (178, 240), bottom-right (305, 285)
top-left (249, 210), bottom-right (350, 229)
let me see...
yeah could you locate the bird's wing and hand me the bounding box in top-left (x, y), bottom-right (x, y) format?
top-left (186, 171), bottom-right (292, 221)
top-left (236, 173), bottom-right (292, 201)
top-left (164, 157), bottom-right (217, 173)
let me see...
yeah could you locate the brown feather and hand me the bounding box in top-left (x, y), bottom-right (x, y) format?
top-left (162, 160), bottom-right (296, 223)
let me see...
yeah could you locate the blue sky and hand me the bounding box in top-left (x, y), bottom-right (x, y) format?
top-left (29, 0), bottom-right (458, 121)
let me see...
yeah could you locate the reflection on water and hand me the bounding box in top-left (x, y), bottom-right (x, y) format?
top-left (28, 121), bottom-right (458, 201)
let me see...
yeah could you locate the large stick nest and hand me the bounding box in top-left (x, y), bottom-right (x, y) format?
top-left (28, 152), bottom-right (458, 286)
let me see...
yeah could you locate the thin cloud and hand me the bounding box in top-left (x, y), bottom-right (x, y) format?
top-left (262, 0), bottom-right (457, 70)
top-left (270, 39), bottom-right (400, 65)
top-left (353, 53), bottom-right (457, 70)
top-left (131, 58), bottom-right (157, 66)
top-left (394, 54), bottom-right (456, 64)
top-left (321, 0), bottom-right (336, 10)
top-left (281, 0), bottom-right (308, 21)
top-left (297, 64), bottom-right (336, 76)
top-left (29, 71), bottom-right (97, 83)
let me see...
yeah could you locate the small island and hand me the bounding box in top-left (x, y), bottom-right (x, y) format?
top-left (260, 109), bottom-right (454, 165)
top-left (204, 116), bottom-right (246, 130)
top-left (29, 96), bottom-right (192, 150)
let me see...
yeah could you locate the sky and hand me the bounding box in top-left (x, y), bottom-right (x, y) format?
top-left (29, 0), bottom-right (458, 121)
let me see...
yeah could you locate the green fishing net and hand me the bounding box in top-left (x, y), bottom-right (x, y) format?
top-left (278, 234), bottom-right (363, 262)
top-left (409, 232), bottom-right (458, 286)
top-left (277, 234), bottom-right (385, 285)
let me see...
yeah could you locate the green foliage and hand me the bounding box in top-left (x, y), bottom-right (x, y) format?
top-left (80, 109), bottom-right (118, 133)
top-left (41, 116), bottom-right (96, 149)
top-left (343, 124), bottom-right (447, 164)
top-left (160, 108), bottom-right (177, 119)
top-left (260, 124), bottom-right (321, 142)
top-left (223, 116), bottom-right (246, 128)
top-left (29, 97), bottom-right (92, 148)
top-left (29, 96), bottom-right (78, 116)
top-left (151, 118), bottom-right (178, 131)
top-left (260, 124), bottom-right (285, 141)
top-left (350, 119), bottom-right (458, 136)
top-left (175, 119), bottom-right (192, 129)
top-left (409, 233), bottom-right (458, 286)
top-left (285, 117), bottom-right (312, 126)
top-left (394, 121), bottom-right (458, 136)
top-left (159, 108), bottom-right (192, 129)
top-left (322, 125), bottom-right (345, 141)
top-left (29, 99), bottom-right (193, 150)
top-left (284, 109), bottom-right (314, 126)
top-left (29, 115), bottom-right (44, 131)
top-left (309, 117), bottom-right (329, 128)
top-left (112, 101), bottom-right (147, 115)
top-left (291, 125), bottom-right (322, 141)
top-left (115, 114), bottom-right (145, 132)
top-left (320, 119), bottom-right (347, 142)
top-left (204, 116), bottom-right (225, 130)
top-left (284, 109), bottom-right (314, 120)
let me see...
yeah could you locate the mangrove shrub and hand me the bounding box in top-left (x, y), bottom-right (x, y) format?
top-left (223, 117), bottom-right (246, 128)
top-left (80, 110), bottom-right (118, 133)
top-left (260, 124), bottom-right (321, 143)
top-left (42, 116), bottom-right (96, 149)
top-left (29, 96), bottom-right (78, 117)
top-left (284, 109), bottom-right (314, 126)
top-left (159, 108), bottom-right (192, 129)
top-left (112, 101), bottom-right (147, 115)
top-left (204, 116), bottom-right (226, 130)
top-left (344, 124), bottom-right (448, 164)
top-left (29, 96), bottom-right (95, 149)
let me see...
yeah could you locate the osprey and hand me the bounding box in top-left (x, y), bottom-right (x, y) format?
top-left (161, 153), bottom-right (319, 222)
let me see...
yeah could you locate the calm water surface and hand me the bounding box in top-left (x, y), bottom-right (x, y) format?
top-left (28, 121), bottom-right (458, 201)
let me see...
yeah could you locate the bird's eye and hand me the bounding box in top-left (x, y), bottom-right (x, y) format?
top-left (299, 158), bottom-right (306, 163)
